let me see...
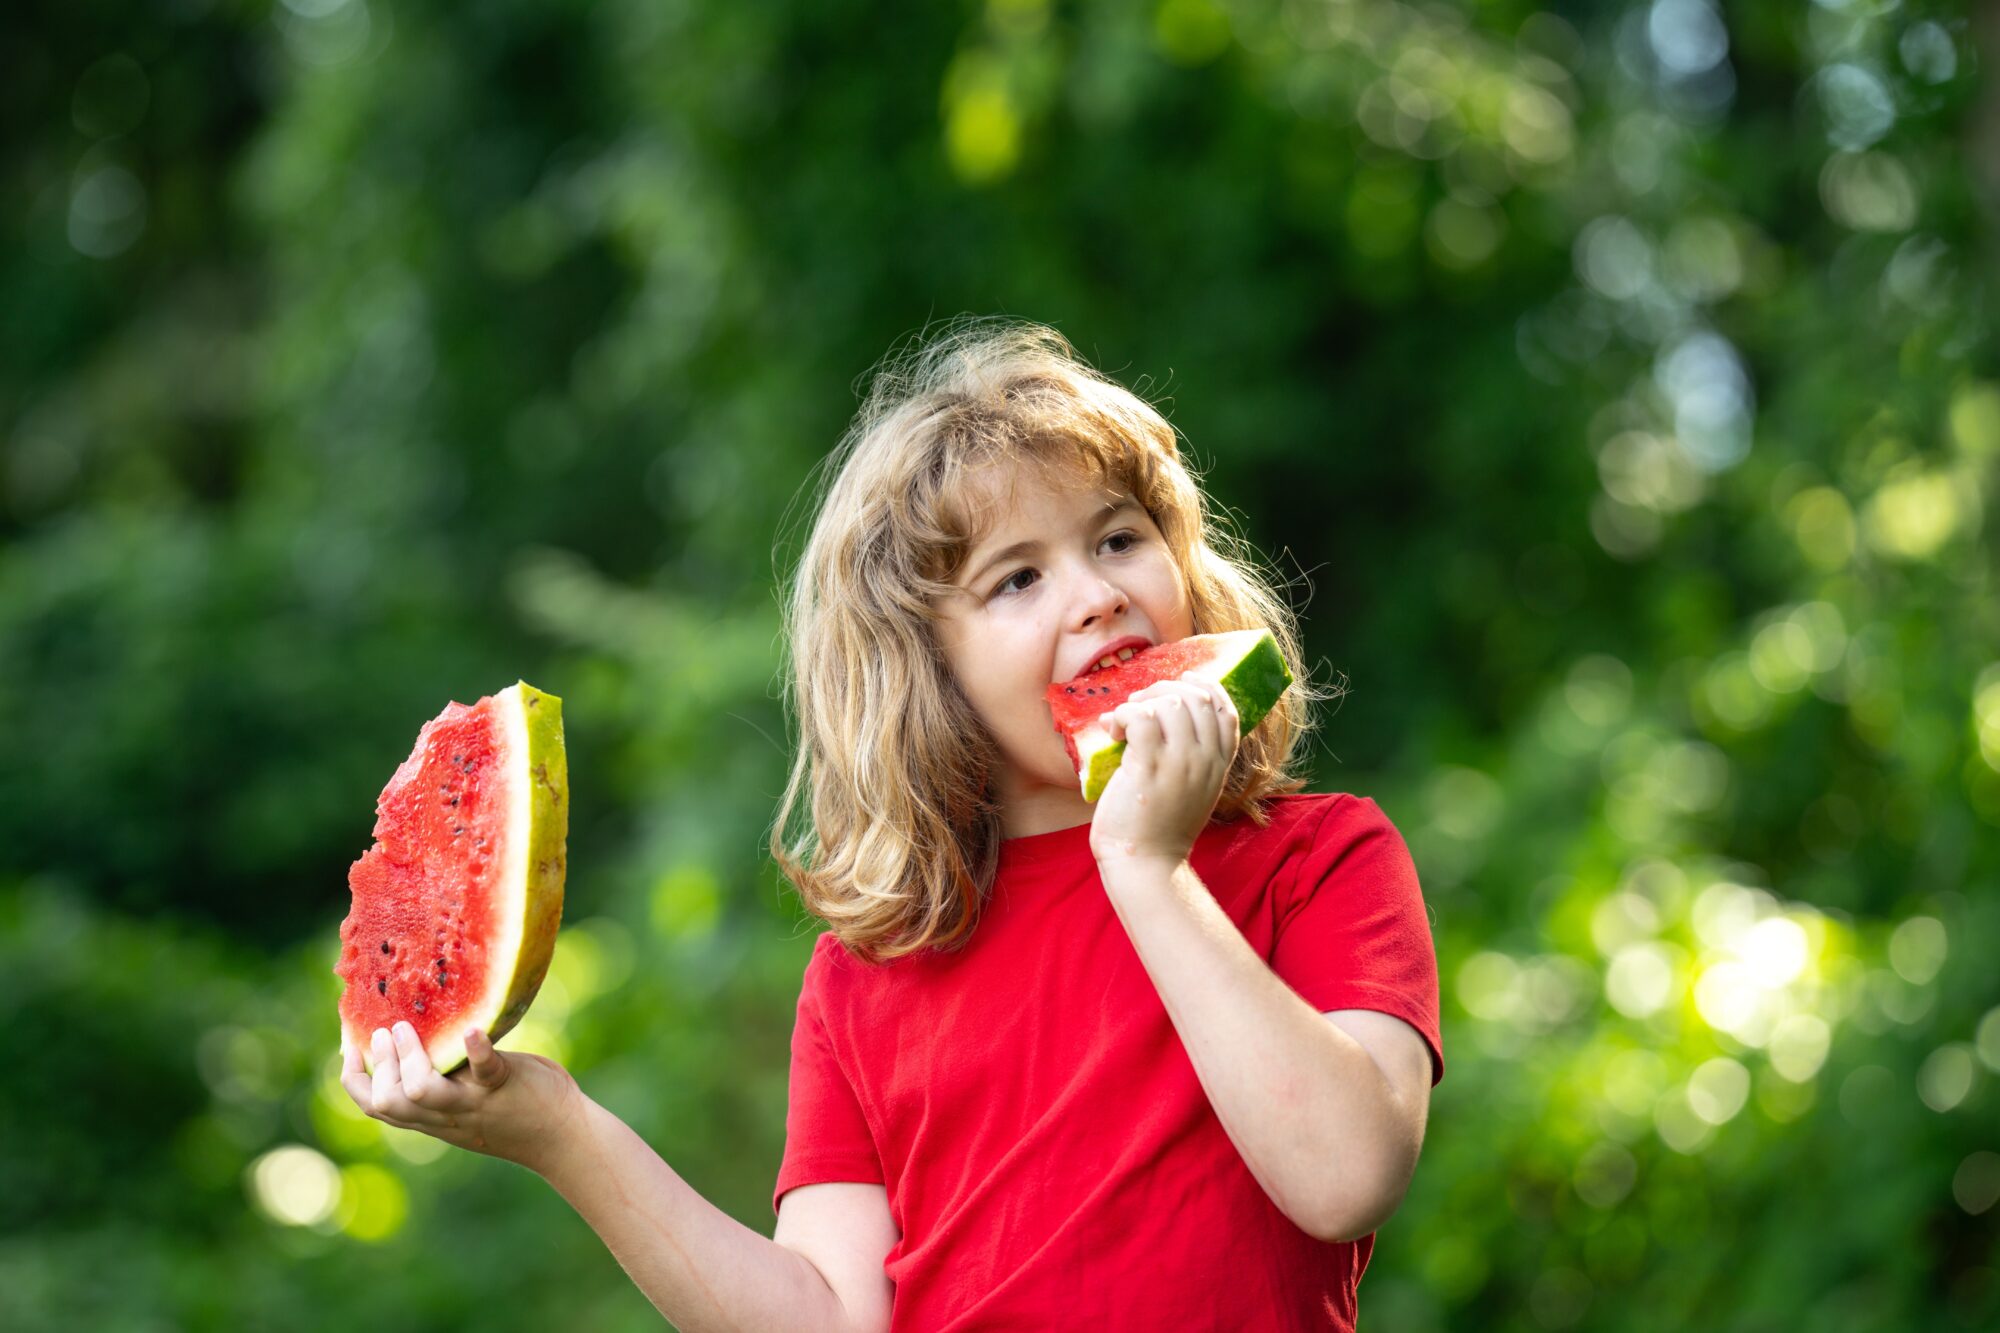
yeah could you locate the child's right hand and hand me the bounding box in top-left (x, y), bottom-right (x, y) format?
top-left (340, 1022), bottom-right (587, 1175)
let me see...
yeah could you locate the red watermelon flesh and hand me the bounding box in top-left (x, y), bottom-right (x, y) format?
top-left (336, 681), bottom-right (567, 1077)
top-left (1044, 629), bottom-right (1293, 800)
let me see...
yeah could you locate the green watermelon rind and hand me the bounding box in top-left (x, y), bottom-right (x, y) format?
top-left (454, 680), bottom-right (567, 1076)
top-left (1072, 629), bottom-right (1293, 802)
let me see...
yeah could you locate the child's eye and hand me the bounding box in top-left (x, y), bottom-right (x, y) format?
top-left (991, 531), bottom-right (1141, 598)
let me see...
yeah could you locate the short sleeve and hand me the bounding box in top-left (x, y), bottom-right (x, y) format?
top-left (1271, 796), bottom-right (1444, 1087)
top-left (772, 939), bottom-right (885, 1216)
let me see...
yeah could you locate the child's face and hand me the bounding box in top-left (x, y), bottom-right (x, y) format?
top-left (935, 462), bottom-right (1194, 828)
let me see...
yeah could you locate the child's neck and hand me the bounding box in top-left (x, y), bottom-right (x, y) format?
top-left (997, 783), bottom-right (1095, 841)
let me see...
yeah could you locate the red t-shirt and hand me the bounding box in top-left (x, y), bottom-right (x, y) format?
top-left (772, 791), bottom-right (1444, 1331)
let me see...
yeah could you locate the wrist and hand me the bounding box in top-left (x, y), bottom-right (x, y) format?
top-left (1094, 850), bottom-right (1188, 891)
top-left (524, 1088), bottom-right (602, 1184)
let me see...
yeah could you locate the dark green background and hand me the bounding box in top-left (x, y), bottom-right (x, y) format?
top-left (5, 0), bottom-right (1998, 1328)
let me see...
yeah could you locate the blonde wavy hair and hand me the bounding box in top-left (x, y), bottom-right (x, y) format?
top-left (769, 316), bottom-right (1339, 963)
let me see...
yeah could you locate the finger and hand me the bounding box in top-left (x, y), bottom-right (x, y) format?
top-left (1153, 689), bottom-right (1198, 756)
top-left (1121, 703), bottom-right (1163, 771)
top-left (1210, 682), bottom-right (1240, 735)
top-left (462, 1028), bottom-right (511, 1090)
top-left (1208, 683), bottom-right (1240, 756)
top-left (340, 1038), bottom-right (375, 1114)
top-left (371, 1027), bottom-right (406, 1109)
top-left (393, 1021), bottom-right (452, 1108)
top-left (1104, 700), bottom-right (1147, 744)
top-left (1182, 683), bottom-right (1219, 755)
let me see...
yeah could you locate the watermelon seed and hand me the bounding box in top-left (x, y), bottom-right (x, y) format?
top-left (414, 997), bottom-right (426, 1014)
top-left (380, 940), bottom-right (391, 954)
top-left (452, 753), bottom-right (463, 764)
top-left (448, 796), bottom-right (459, 806)
top-left (452, 825), bottom-right (464, 836)
top-left (376, 979), bottom-right (387, 996)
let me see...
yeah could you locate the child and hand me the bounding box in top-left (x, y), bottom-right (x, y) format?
top-left (342, 317), bottom-right (1443, 1332)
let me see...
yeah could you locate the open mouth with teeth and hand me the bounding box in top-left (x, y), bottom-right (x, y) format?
top-left (1067, 638), bottom-right (1154, 683)
top-left (1086, 647), bottom-right (1141, 674)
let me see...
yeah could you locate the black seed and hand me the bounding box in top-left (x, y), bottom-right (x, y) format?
top-left (437, 972), bottom-right (448, 987)
top-left (435, 956), bottom-right (445, 967)
top-left (448, 796), bottom-right (459, 806)
top-left (452, 753), bottom-right (463, 764)
top-left (413, 997), bottom-right (426, 1014)
top-left (380, 940), bottom-right (391, 954)
top-left (376, 979), bottom-right (387, 995)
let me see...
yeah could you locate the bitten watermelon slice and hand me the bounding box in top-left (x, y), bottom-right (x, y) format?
top-left (336, 681), bottom-right (567, 1077)
top-left (1045, 629), bottom-right (1293, 801)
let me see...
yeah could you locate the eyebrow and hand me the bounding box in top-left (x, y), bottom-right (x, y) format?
top-left (961, 499), bottom-right (1145, 588)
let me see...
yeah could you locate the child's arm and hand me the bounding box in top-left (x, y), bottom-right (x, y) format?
top-left (1091, 683), bottom-right (1433, 1243)
top-left (536, 1095), bottom-right (889, 1333)
top-left (343, 1025), bottom-right (884, 1332)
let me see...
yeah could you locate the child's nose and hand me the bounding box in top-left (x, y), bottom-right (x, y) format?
top-left (1067, 573), bottom-right (1128, 623)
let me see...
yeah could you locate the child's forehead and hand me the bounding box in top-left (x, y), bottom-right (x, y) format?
top-left (957, 456), bottom-right (1132, 540)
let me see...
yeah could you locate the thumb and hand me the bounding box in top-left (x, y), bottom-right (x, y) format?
top-left (463, 1028), bottom-right (510, 1089)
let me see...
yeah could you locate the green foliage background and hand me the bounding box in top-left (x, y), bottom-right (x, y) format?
top-left (5, 0), bottom-right (1998, 1328)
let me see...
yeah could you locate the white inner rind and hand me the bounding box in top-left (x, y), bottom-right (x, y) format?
top-left (464, 684), bottom-right (533, 1053)
top-left (412, 687), bottom-right (533, 1078)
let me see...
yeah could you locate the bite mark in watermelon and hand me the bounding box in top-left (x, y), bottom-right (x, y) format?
top-left (1045, 629), bottom-right (1293, 801)
top-left (335, 681), bottom-right (568, 1077)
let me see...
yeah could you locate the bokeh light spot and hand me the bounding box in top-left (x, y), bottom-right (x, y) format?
top-left (1783, 486), bottom-right (1856, 570)
top-left (1153, 0), bottom-right (1232, 67)
top-left (1458, 950), bottom-right (1523, 1022)
top-left (1976, 1006), bottom-right (2000, 1073)
top-left (1654, 1084), bottom-right (1714, 1153)
top-left (1820, 152), bottom-right (1916, 233)
top-left (1862, 465), bottom-right (1962, 561)
top-left (1767, 1014), bottom-right (1831, 1082)
top-left (1955, 1153), bottom-right (2000, 1215)
top-left (1606, 941), bottom-right (1679, 1018)
top-left (1888, 916), bottom-right (1947, 985)
top-left (1917, 1044), bottom-right (1977, 1113)
top-left (247, 1145), bottom-right (343, 1228)
top-left (652, 863), bottom-right (723, 939)
top-left (1687, 1056), bottom-right (1750, 1124)
top-left (334, 1163), bottom-right (409, 1242)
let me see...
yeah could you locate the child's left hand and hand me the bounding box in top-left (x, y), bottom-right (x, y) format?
top-left (1088, 675), bottom-right (1240, 868)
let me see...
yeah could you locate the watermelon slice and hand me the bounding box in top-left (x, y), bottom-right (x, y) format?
top-left (336, 681), bottom-right (568, 1077)
top-left (1045, 629), bottom-right (1293, 801)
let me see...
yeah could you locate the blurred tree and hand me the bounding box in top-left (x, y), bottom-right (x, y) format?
top-left (2, 0), bottom-right (1996, 1329)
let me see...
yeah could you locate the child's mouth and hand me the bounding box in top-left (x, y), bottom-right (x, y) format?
top-left (1063, 636), bottom-right (1154, 682)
